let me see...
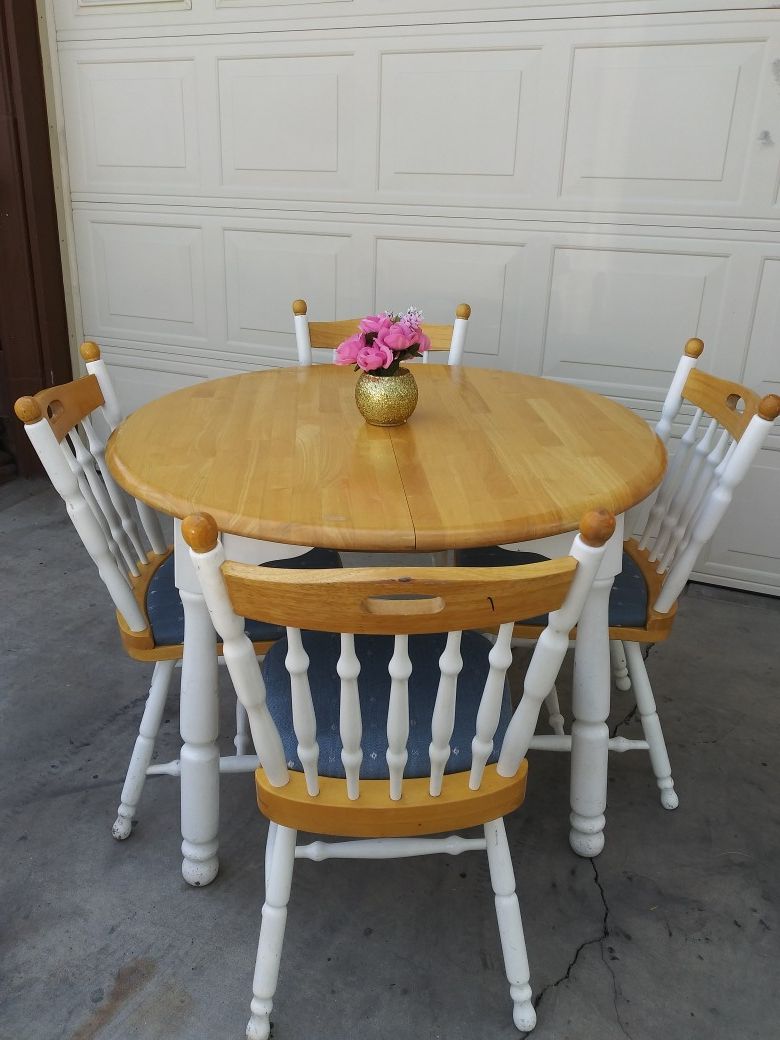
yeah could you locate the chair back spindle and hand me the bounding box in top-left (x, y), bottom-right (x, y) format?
top-left (428, 631), bottom-right (463, 797)
top-left (633, 338), bottom-right (779, 616)
top-left (421, 303), bottom-right (471, 365)
top-left (337, 633), bottom-right (363, 799)
top-left (14, 344), bottom-right (170, 634)
top-left (184, 510), bottom-right (615, 812)
top-left (80, 341), bottom-right (166, 555)
top-left (285, 628), bottom-right (320, 796)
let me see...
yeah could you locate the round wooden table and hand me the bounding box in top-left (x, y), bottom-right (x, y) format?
top-left (107, 365), bottom-right (665, 884)
top-left (109, 364), bottom-right (663, 549)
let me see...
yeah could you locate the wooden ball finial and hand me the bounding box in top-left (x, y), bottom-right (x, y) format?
top-left (456, 303), bottom-right (471, 320)
top-left (292, 299), bottom-right (307, 316)
top-left (684, 337), bottom-right (704, 358)
top-left (579, 508), bottom-right (616, 548)
top-left (14, 396), bottom-right (42, 424)
top-left (759, 394), bottom-right (780, 422)
top-left (79, 341), bottom-right (101, 362)
top-left (182, 513), bottom-right (219, 554)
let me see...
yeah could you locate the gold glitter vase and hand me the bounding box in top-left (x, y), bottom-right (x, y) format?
top-left (354, 367), bottom-right (418, 426)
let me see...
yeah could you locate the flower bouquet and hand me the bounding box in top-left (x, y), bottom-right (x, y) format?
top-left (334, 308), bottom-right (431, 374)
top-left (334, 308), bottom-right (429, 426)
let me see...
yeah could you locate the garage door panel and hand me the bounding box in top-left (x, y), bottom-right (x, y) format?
top-left (561, 39), bottom-right (769, 208)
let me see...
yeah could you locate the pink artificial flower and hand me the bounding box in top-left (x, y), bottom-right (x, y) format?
top-left (416, 330), bottom-right (431, 353)
top-left (356, 342), bottom-right (394, 372)
top-left (359, 314), bottom-right (393, 336)
top-left (334, 333), bottom-right (364, 365)
top-left (379, 322), bottom-right (417, 352)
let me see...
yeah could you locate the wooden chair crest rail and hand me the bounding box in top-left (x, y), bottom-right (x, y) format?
top-left (291, 298), bottom-right (471, 366)
top-left (183, 507), bottom-right (614, 1039)
top-left (458, 338), bottom-right (780, 812)
top-left (14, 343), bottom-right (339, 846)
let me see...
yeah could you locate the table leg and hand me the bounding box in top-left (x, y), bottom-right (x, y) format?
top-left (568, 518), bottom-right (623, 858)
top-left (174, 515), bottom-right (221, 887)
top-left (179, 586), bottom-right (220, 885)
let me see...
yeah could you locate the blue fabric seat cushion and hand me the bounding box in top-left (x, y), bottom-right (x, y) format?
top-left (147, 547), bottom-right (343, 647)
top-left (455, 546), bottom-right (648, 629)
top-left (262, 630), bottom-right (512, 780)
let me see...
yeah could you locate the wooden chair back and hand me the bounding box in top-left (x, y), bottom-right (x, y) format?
top-left (184, 510), bottom-right (613, 809)
top-left (636, 338), bottom-right (779, 614)
top-left (14, 343), bottom-right (167, 633)
top-left (291, 300), bottom-right (470, 366)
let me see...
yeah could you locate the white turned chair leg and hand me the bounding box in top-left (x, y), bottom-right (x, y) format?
top-left (484, 818), bottom-right (535, 1033)
top-left (609, 640), bottom-right (631, 692)
top-left (235, 700), bottom-right (251, 756)
top-left (623, 642), bottom-right (678, 810)
top-left (247, 825), bottom-right (297, 1040)
top-left (113, 659), bottom-right (176, 840)
top-left (264, 822), bottom-right (278, 898)
top-left (543, 684), bottom-right (565, 736)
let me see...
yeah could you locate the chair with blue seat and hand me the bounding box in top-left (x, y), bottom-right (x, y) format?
top-left (457, 339), bottom-right (780, 810)
top-left (14, 342), bottom-right (341, 840)
top-left (183, 507), bottom-right (614, 1039)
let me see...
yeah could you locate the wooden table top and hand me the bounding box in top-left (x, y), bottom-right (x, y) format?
top-left (106, 365), bottom-right (666, 552)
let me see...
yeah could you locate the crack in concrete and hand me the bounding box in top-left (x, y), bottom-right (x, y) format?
top-left (593, 862), bottom-right (635, 1040)
top-left (529, 860), bottom-right (634, 1039)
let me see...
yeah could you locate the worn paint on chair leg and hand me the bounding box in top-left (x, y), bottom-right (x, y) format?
top-left (569, 574), bottom-right (613, 857)
top-left (248, 825), bottom-right (297, 1040)
top-left (624, 641), bottom-right (678, 810)
top-left (484, 818), bottom-right (535, 1032)
top-left (609, 639), bottom-right (631, 692)
top-left (113, 659), bottom-right (175, 839)
top-left (179, 588), bottom-right (220, 886)
top-left (543, 684), bottom-right (565, 736)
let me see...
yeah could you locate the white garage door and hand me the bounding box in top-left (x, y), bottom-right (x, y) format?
top-left (43, 0), bottom-right (780, 593)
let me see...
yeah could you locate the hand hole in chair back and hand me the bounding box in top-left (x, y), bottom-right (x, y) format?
top-left (220, 557), bottom-right (578, 636)
top-left (726, 393), bottom-right (745, 415)
top-left (361, 593), bottom-right (446, 616)
top-left (46, 399), bottom-right (64, 422)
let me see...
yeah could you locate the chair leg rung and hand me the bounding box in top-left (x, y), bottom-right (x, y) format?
top-left (146, 753), bottom-right (260, 777)
top-left (294, 836), bottom-right (487, 861)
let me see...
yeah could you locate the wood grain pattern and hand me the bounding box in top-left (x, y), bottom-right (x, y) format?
top-left (307, 318), bottom-right (365, 349)
top-left (223, 557), bottom-right (577, 635)
top-left (255, 763), bottom-right (528, 837)
top-left (683, 368), bottom-right (762, 441)
top-left (388, 366), bottom-right (665, 551)
top-left (106, 366), bottom-right (665, 552)
top-left (420, 321), bottom-right (457, 351)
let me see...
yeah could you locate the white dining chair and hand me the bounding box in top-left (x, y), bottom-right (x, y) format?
top-left (457, 339), bottom-right (780, 810)
top-left (291, 299), bottom-right (471, 365)
top-left (183, 507), bottom-right (614, 1039)
top-left (14, 343), bottom-right (342, 840)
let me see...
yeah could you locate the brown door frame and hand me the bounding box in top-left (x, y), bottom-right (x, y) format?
top-left (0, 0), bottom-right (72, 476)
